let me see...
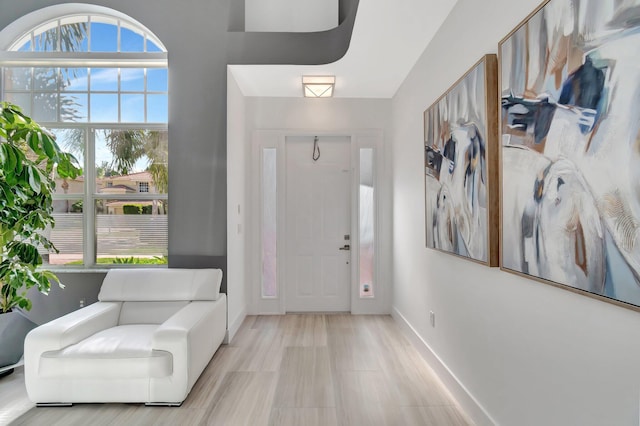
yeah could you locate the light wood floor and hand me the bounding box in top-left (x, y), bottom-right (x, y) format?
top-left (1, 314), bottom-right (472, 426)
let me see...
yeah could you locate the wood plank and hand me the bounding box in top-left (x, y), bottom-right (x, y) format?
top-left (273, 347), bottom-right (335, 408)
top-left (202, 371), bottom-right (278, 426)
top-left (400, 406), bottom-right (471, 426)
top-left (269, 407), bottom-right (338, 426)
top-left (0, 314), bottom-right (473, 426)
top-left (334, 371), bottom-right (399, 426)
top-left (281, 314), bottom-right (328, 347)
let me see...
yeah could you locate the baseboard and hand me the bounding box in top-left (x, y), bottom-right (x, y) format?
top-left (391, 307), bottom-right (496, 426)
top-left (225, 306), bottom-right (247, 344)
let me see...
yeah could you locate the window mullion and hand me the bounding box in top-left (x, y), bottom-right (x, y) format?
top-left (88, 15), bottom-right (92, 53)
top-left (117, 20), bottom-right (121, 52)
top-left (87, 68), bottom-right (91, 121)
top-left (85, 127), bottom-right (96, 267)
top-left (56, 67), bottom-right (61, 122)
top-left (56, 19), bottom-right (61, 51)
top-left (117, 67), bottom-right (121, 122)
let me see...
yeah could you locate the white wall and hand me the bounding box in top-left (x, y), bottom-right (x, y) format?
top-left (246, 97), bottom-right (391, 131)
top-left (245, 0), bottom-right (338, 32)
top-left (226, 71), bottom-right (248, 341)
top-left (243, 96), bottom-right (393, 314)
top-left (391, 1), bottom-right (640, 425)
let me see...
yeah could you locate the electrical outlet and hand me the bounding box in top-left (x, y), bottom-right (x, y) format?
top-left (79, 299), bottom-right (85, 308)
top-left (429, 311), bottom-right (435, 328)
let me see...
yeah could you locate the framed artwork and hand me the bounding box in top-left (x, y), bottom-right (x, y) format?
top-left (424, 55), bottom-right (499, 266)
top-left (499, 0), bottom-right (640, 309)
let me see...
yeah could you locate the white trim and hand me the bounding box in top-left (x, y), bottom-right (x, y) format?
top-left (259, 146), bottom-right (278, 299)
top-left (0, 51), bottom-right (167, 68)
top-left (249, 129), bottom-right (388, 315)
top-left (0, 4), bottom-right (166, 51)
top-left (251, 131), bottom-right (286, 314)
top-left (391, 306), bottom-right (496, 426)
top-left (85, 127), bottom-right (95, 265)
top-left (92, 194), bottom-right (168, 201)
top-left (350, 130), bottom-right (387, 314)
top-left (225, 305), bottom-right (247, 344)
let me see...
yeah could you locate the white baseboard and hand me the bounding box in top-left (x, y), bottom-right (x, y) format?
top-left (391, 307), bottom-right (496, 426)
top-left (225, 306), bottom-right (247, 344)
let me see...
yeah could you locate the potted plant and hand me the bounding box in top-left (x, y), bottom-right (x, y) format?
top-left (0, 101), bottom-right (81, 375)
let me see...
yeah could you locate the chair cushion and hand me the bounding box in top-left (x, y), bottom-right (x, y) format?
top-left (98, 268), bottom-right (223, 302)
top-left (39, 325), bottom-right (172, 379)
top-left (118, 301), bottom-right (189, 325)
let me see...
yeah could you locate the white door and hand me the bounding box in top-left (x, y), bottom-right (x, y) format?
top-left (285, 136), bottom-right (351, 312)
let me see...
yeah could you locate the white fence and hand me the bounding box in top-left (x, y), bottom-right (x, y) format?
top-left (45, 213), bottom-right (168, 258)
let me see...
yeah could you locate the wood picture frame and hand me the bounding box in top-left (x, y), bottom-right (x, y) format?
top-left (499, 0), bottom-right (640, 310)
top-left (424, 54), bottom-right (499, 266)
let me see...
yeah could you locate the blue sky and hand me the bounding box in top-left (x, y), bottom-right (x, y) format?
top-left (61, 67), bottom-right (168, 124)
top-left (8, 19), bottom-right (168, 126)
top-left (6, 21), bottom-right (169, 173)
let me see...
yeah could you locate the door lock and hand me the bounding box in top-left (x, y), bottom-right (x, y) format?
top-left (339, 244), bottom-right (350, 251)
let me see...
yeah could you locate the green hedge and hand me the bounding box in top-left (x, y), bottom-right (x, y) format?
top-left (123, 204), bottom-right (142, 214)
top-left (123, 204), bottom-right (153, 214)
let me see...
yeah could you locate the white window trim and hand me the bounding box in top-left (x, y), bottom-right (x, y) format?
top-left (0, 4), bottom-right (167, 51)
top-left (0, 51), bottom-right (167, 68)
top-left (1, 7), bottom-right (169, 269)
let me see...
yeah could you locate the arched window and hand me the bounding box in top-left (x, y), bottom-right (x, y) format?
top-left (0, 8), bottom-right (168, 267)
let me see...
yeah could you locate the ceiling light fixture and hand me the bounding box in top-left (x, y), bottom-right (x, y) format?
top-left (302, 75), bottom-right (335, 98)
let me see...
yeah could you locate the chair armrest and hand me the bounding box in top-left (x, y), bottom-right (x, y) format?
top-left (24, 301), bottom-right (121, 397)
top-left (152, 299), bottom-right (225, 398)
top-left (25, 302), bottom-right (121, 361)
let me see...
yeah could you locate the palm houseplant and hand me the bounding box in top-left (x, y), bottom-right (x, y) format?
top-left (0, 101), bottom-right (81, 374)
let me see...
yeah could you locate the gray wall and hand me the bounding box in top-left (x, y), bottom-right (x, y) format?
top-left (0, 0), bottom-right (230, 258)
top-left (23, 272), bottom-right (106, 325)
top-left (0, 0), bottom-right (358, 322)
top-left (0, 0), bottom-right (230, 320)
top-left (226, 0), bottom-right (359, 65)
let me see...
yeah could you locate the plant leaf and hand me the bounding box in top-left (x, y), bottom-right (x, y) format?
top-left (27, 165), bottom-right (42, 193)
top-left (2, 108), bottom-right (15, 124)
top-left (3, 143), bottom-right (17, 171)
top-left (42, 133), bottom-right (55, 158)
top-left (0, 181), bottom-right (14, 206)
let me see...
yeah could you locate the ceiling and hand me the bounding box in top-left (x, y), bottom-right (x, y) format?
top-left (229, 0), bottom-right (459, 98)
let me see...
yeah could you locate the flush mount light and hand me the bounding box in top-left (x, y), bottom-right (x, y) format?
top-left (302, 75), bottom-right (335, 98)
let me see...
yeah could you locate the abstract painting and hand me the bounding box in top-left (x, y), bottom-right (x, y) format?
top-left (424, 55), bottom-right (499, 266)
top-left (500, 0), bottom-right (640, 309)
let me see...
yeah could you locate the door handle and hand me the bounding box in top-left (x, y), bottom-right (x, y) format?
top-left (339, 244), bottom-right (350, 251)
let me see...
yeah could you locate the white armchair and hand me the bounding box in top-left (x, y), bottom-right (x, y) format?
top-left (24, 268), bottom-right (226, 406)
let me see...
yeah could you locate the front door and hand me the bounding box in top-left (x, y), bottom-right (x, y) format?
top-left (285, 136), bottom-right (351, 312)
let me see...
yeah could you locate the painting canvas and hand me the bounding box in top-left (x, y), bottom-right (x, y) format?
top-left (424, 55), bottom-right (498, 266)
top-left (500, 0), bottom-right (640, 308)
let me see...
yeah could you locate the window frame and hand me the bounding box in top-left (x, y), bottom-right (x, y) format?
top-left (0, 12), bottom-right (168, 269)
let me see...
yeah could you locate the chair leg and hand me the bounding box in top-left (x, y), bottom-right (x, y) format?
top-left (144, 402), bottom-right (183, 407)
top-left (36, 403), bottom-right (73, 407)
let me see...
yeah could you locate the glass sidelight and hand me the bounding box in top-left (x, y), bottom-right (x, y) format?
top-left (262, 148), bottom-right (277, 297)
top-left (359, 148), bottom-right (375, 297)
